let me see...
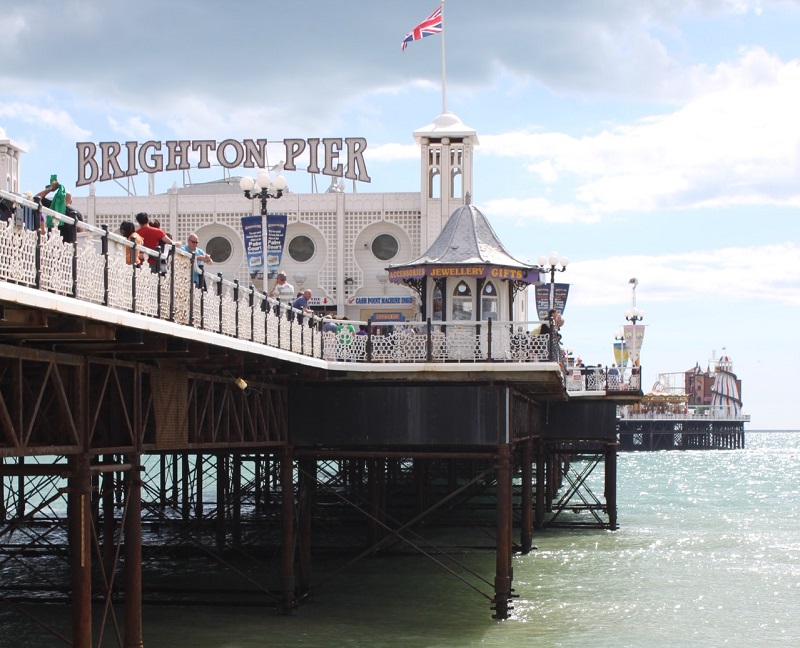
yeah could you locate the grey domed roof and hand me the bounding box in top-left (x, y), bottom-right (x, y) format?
top-left (388, 205), bottom-right (539, 282)
top-left (396, 203), bottom-right (532, 270)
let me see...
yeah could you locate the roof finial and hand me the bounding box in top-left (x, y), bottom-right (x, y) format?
top-left (465, 191), bottom-right (472, 205)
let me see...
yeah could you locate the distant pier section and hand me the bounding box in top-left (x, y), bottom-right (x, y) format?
top-left (617, 353), bottom-right (748, 450)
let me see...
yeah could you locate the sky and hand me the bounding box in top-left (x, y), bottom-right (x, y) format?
top-left (1, 0), bottom-right (798, 429)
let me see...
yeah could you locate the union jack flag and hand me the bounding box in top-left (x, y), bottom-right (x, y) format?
top-left (401, 5), bottom-right (443, 51)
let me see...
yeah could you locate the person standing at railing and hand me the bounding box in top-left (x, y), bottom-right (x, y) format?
top-left (135, 212), bottom-right (173, 273)
top-left (268, 271), bottom-right (294, 317)
top-left (34, 174), bottom-right (66, 233)
top-left (182, 233), bottom-right (213, 290)
top-left (119, 221), bottom-right (145, 267)
top-left (607, 363), bottom-right (620, 390)
top-left (291, 289), bottom-right (312, 325)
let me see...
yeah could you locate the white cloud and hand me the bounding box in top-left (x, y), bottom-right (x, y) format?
top-left (366, 142), bottom-right (418, 162)
top-left (479, 48), bottom-right (800, 216)
top-left (568, 243), bottom-right (800, 306)
top-left (479, 196), bottom-right (602, 225)
top-left (0, 102), bottom-right (90, 141)
top-left (107, 116), bottom-right (153, 140)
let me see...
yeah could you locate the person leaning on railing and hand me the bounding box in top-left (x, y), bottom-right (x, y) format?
top-left (119, 221), bottom-right (145, 267)
top-left (135, 212), bottom-right (173, 273)
top-left (182, 233), bottom-right (213, 290)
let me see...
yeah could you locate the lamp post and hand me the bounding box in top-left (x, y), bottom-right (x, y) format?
top-left (239, 169), bottom-right (287, 217)
top-left (537, 252), bottom-right (569, 310)
top-left (625, 277), bottom-right (644, 325)
top-left (240, 170), bottom-right (287, 291)
top-left (624, 278), bottom-right (644, 382)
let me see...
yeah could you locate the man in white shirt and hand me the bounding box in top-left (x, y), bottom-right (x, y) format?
top-left (268, 270), bottom-right (295, 317)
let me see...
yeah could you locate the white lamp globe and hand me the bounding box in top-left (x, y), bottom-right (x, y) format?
top-left (272, 175), bottom-right (287, 191)
top-left (256, 169), bottom-right (272, 189)
top-left (560, 257), bottom-right (570, 267)
top-left (537, 256), bottom-right (547, 266)
top-left (548, 252), bottom-right (559, 266)
top-left (239, 176), bottom-right (255, 192)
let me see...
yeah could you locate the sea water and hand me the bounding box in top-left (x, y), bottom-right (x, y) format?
top-left (2, 432), bottom-right (798, 647)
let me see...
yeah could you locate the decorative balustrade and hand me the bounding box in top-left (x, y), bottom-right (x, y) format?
top-left (0, 189), bottom-right (640, 394)
top-left (619, 409), bottom-right (750, 422)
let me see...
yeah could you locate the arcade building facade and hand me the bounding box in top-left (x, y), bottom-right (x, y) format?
top-left (2, 113), bottom-right (532, 326)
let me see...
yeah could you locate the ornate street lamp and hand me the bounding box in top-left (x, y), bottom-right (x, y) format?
top-left (624, 278), bottom-right (645, 382)
top-left (239, 169), bottom-right (287, 217)
top-left (537, 251), bottom-right (569, 309)
top-left (625, 278), bottom-right (644, 325)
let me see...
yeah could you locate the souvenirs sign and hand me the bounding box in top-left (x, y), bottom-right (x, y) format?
top-left (76, 138), bottom-right (371, 187)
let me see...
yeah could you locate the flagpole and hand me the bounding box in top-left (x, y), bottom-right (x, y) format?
top-left (441, 0), bottom-right (447, 113)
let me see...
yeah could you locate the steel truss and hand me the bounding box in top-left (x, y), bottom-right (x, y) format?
top-left (541, 442), bottom-right (618, 530)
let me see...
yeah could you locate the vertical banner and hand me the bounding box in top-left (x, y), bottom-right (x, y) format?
top-left (535, 283), bottom-right (570, 319)
top-left (265, 213), bottom-right (288, 279)
top-left (535, 285), bottom-right (551, 320)
top-left (241, 215), bottom-right (264, 276)
top-left (623, 324), bottom-right (645, 367)
top-left (613, 341), bottom-right (629, 368)
top-left (552, 283), bottom-right (569, 314)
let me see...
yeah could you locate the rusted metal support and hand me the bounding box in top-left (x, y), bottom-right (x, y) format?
top-left (181, 453), bottom-right (190, 522)
top-left (124, 454), bottom-right (143, 648)
top-left (216, 453), bottom-right (226, 552)
top-left (69, 453), bottom-right (93, 648)
top-left (298, 455), bottom-right (315, 595)
top-left (254, 453), bottom-right (264, 513)
top-left (196, 453), bottom-right (204, 520)
top-left (492, 444), bottom-right (513, 620)
top-left (232, 453), bottom-right (242, 547)
top-left (102, 460), bottom-right (116, 584)
top-left (367, 459), bottom-right (379, 549)
top-left (520, 440), bottom-right (533, 553)
top-left (159, 454), bottom-right (167, 515)
top-left (280, 447), bottom-right (296, 613)
top-left (0, 458), bottom-right (5, 523)
top-left (605, 442), bottom-right (618, 531)
top-left (535, 441), bottom-right (545, 530)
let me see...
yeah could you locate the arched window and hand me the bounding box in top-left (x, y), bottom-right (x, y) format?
top-left (481, 281), bottom-right (499, 321)
top-left (451, 281), bottom-right (473, 321)
top-left (432, 284), bottom-right (443, 321)
top-left (451, 167), bottom-right (462, 199)
top-left (428, 167), bottom-right (440, 199)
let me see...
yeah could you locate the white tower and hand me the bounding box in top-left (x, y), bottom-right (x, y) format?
top-left (0, 128), bottom-right (25, 193)
top-left (414, 112), bottom-right (478, 250)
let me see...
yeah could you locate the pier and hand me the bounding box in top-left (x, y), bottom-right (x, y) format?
top-left (0, 191), bottom-right (641, 645)
top-left (617, 361), bottom-right (748, 451)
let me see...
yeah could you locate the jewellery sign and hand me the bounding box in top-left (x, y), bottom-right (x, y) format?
top-left (387, 265), bottom-right (539, 282)
top-left (75, 138), bottom-right (371, 186)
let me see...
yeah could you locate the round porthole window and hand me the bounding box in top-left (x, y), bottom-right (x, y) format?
top-left (206, 236), bottom-right (233, 263)
top-left (288, 235), bottom-right (315, 263)
top-left (371, 234), bottom-right (399, 261)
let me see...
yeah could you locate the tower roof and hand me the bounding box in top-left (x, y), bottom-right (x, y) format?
top-left (413, 111), bottom-right (479, 145)
top-left (388, 203), bottom-right (538, 284)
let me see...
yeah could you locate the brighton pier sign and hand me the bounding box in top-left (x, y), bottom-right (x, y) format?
top-left (75, 137), bottom-right (371, 187)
